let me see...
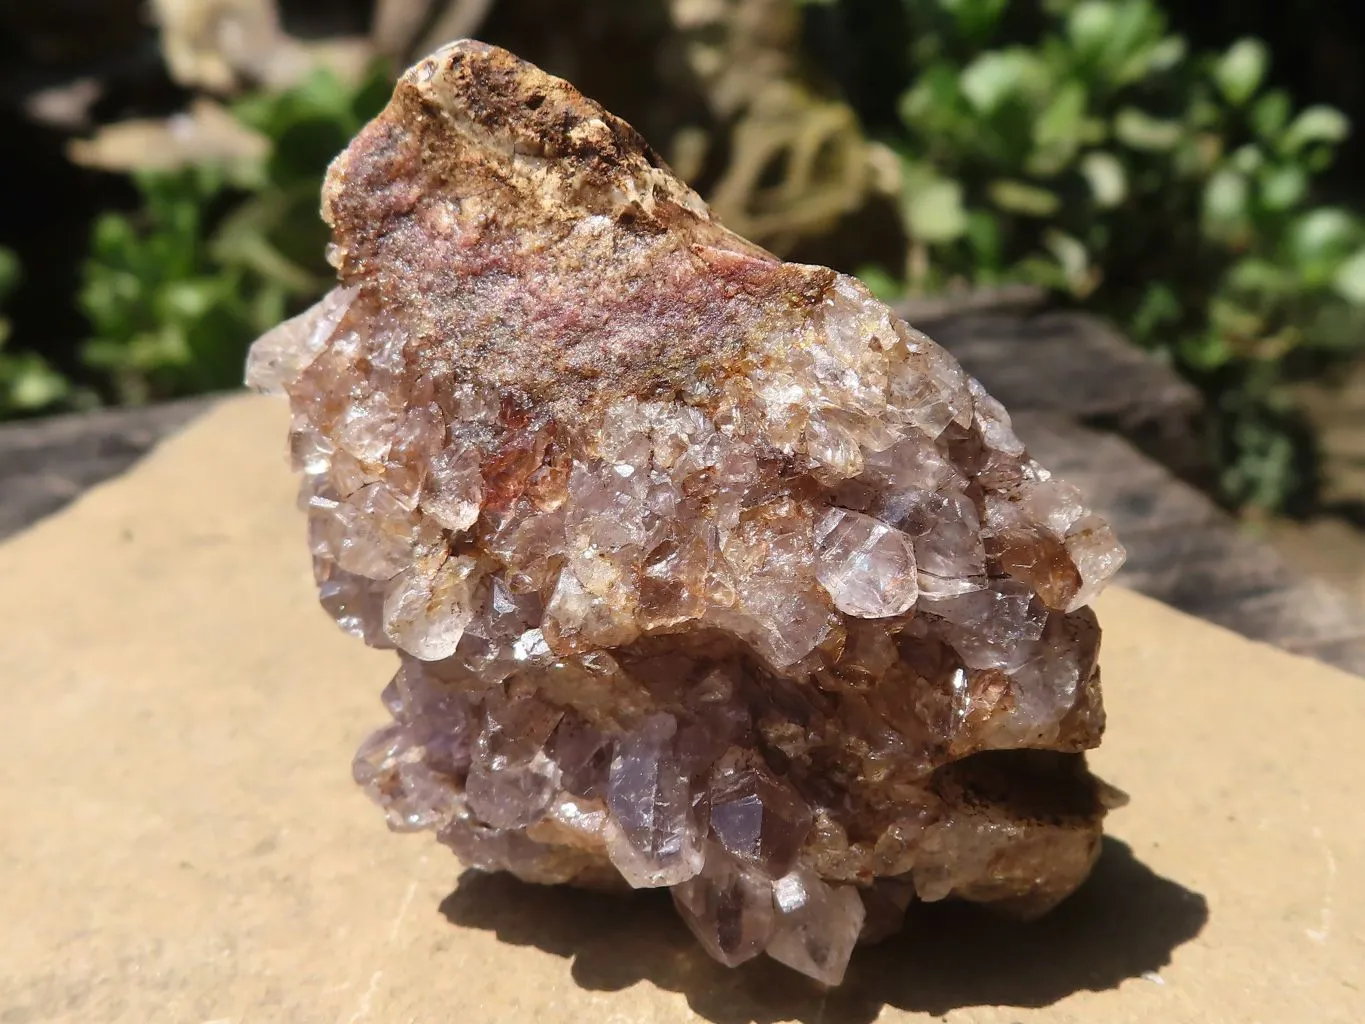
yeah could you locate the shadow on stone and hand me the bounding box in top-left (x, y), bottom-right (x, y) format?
top-left (438, 836), bottom-right (1208, 1024)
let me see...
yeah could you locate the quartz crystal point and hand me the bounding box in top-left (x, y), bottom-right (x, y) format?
top-left (248, 40), bottom-right (1128, 987)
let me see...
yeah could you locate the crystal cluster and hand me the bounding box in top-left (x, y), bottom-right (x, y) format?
top-left (248, 41), bottom-right (1127, 986)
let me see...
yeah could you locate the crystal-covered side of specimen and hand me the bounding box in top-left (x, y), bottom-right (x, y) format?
top-left (249, 40), bottom-right (1127, 987)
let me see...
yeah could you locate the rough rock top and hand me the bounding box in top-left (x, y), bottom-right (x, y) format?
top-left (321, 39), bottom-right (834, 421)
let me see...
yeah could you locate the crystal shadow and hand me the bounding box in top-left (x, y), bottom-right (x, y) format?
top-left (438, 836), bottom-right (1208, 1023)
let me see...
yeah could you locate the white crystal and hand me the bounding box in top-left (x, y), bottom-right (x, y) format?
top-left (244, 285), bottom-right (357, 394)
top-left (425, 445), bottom-right (483, 532)
top-left (900, 489), bottom-right (987, 598)
top-left (382, 554), bottom-right (479, 660)
top-left (805, 413), bottom-right (865, 480)
top-left (328, 482), bottom-right (419, 580)
top-left (924, 579), bottom-right (1048, 671)
top-left (967, 377), bottom-right (1026, 456)
top-left (814, 508), bottom-right (918, 618)
top-left (1064, 512), bottom-right (1128, 612)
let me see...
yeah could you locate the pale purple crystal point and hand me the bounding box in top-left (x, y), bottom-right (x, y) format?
top-left (767, 867), bottom-right (867, 986)
top-left (673, 849), bottom-right (777, 967)
top-left (604, 713), bottom-right (705, 887)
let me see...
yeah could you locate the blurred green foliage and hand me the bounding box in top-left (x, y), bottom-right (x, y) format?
top-left (0, 248), bottom-right (73, 417)
top-left (859, 0), bottom-right (1365, 509)
top-left (78, 63), bottom-right (392, 406)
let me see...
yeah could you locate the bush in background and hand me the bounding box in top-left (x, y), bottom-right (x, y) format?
top-left (78, 64), bottom-right (391, 406)
top-left (856, 0), bottom-right (1365, 509)
top-left (0, 248), bottom-right (73, 418)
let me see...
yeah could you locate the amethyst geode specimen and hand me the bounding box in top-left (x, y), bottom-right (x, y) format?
top-left (248, 41), bottom-right (1127, 985)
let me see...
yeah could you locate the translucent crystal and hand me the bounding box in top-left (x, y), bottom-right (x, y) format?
top-left (858, 878), bottom-right (916, 944)
top-left (424, 445), bottom-right (482, 532)
top-left (924, 578), bottom-right (1049, 671)
top-left (814, 508), bottom-right (918, 618)
top-left (325, 482), bottom-right (419, 580)
top-left (707, 747), bottom-right (812, 876)
top-left (382, 554), bottom-right (479, 660)
top-left (352, 722), bottom-right (462, 832)
top-left (464, 694), bottom-right (563, 829)
top-left (603, 714), bottom-right (704, 887)
top-left (672, 848), bottom-right (776, 966)
top-left (245, 285), bottom-right (357, 395)
top-left (898, 487), bottom-right (987, 599)
top-left (315, 561), bottom-right (390, 647)
top-left (767, 866), bottom-right (867, 986)
top-left (248, 40), bottom-right (1125, 987)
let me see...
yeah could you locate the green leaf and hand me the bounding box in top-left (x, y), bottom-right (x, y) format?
top-left (1066, 1), bottom-right (1118, 58)
top-left (988, 179), bottom-right (1061, 216)
top-left (91, 212), bottom-right (137, 259)
top-left (901, 172), bottom-right (969, 243)
top-left (1215, 38), bottom-right (1269, 106)
top-left (1113, 108), bottom-right (1182, 150)
top-left (1279, 106), bottom-right (1351, 154)
top-left (898, 63), bottom-right (964, 134)
top-left (349, 60), bottom-right (397, 122)
top-left (1250, 90), bottom-right (1291, 140)
top-left (1202, 168), bottom-right (1250, 238)
top-left (1227, 257), bottom-right (1292, 298)
top-left (6, 353), bottom-right (70, 410)
top-left (1129, 281), bottom-right (1183, 343)
top-left (1305, 147), bottom-right (1336, 174)
top-left (269, 117), bottom-right (352, 186)
top-left (1291, 208), bottom-right (1357, 265)
top-left (1043, 229), bottom-right (1092, 295)
top-left (936, 0), bottom-right (1009, 37)
top-left (1332, 248), bottom-right (1365, 305)
top-left (1030, 80), bottom-right (1088, 174)
top-left (966, 210), bottom-right (1003, 271)
top-left (1286, 207), bottom-right (1365, 289)
top-left (1098, 0), bottom-right (1171, 85)
top-left (1171, 132), bottom-right (1224, 178)
top-left (959, 50), bottom-right (1047, 115)
top-left (0, 247), bottom-right (19, 297)
top-left (1079, 151), bottom-right (1127, 206)
top-left (1258, 164), bottom-right (1307, 211)
top-left (1010, 254), bottom-right (1070, 292)
top-left (1178, 328), bottom-right (1232, 371)
top-left (1229, 144), bottom-right (1264, 175)
top-left (1144, 35), bottom-right (1188, 73)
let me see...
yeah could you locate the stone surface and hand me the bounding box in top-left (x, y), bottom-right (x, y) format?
top-left (247, 40), bottom-right (1128, 986)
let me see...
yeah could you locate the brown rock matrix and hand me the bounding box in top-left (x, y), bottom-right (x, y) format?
top-left (247, 40), bottom-right (1127, 986)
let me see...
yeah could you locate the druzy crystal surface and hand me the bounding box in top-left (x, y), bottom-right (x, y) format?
top-left (248, 40), bottom-right (1127, 986)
